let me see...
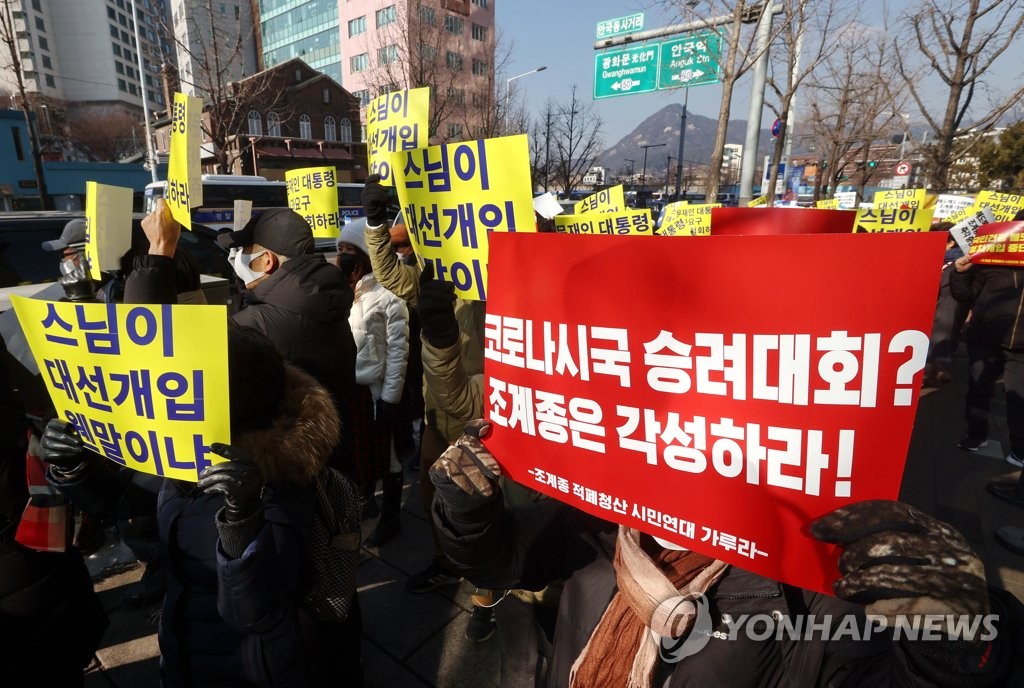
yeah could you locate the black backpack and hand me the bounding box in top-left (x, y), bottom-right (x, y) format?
top-left (303, 466), bottom-right (362, 622)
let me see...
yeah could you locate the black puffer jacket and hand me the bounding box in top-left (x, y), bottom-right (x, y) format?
top-left (949, 265), bottom-right (1024, 350)
top-left (433, 495), bottom-right (1023, 688)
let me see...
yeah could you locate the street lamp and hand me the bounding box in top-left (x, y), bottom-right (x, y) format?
top-left (504, 65), bottom-right (547, 115)
top-left (640, 143), bottom-right (666, 198)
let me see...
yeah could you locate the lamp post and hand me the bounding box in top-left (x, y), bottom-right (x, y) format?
top-left (665, 155), bottom-right (673, 196)
top-left (129, 0), bottom-right (158, 182)
top-left (504, 65), bottom-right (547, 119)
top-left (640, 142), bottom-right (666, 200)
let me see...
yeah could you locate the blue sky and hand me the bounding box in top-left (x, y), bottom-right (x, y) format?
top-left (496, 0), bottom-right (1024, 146)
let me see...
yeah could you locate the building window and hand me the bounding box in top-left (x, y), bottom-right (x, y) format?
top-left (350, 53), bottom-right (369, 73)
top-left (115, 61), bottom-right (124, 74)
top-left (472, 58), bottom-right (487, 76)
top-left (446, 87), bottom-right (464, 106)
top-left (420, 44), bottom-right (437, 61)
top-left (117, 78), bottom-right (127, 91)
top-left (324, 116), bottom-right (336, 141)
top-left (128, 83), bottom-right (137, 95)
top-left (299, 114), bottom-right (312, 139)
top-left (109, 24), bottom-right (119, 38)
top-left (347, 16), bottom-right (365, 37)
top-left (108, 6), bottom-right (116, 19)
top-left (446, 51), bottom-right (463, 71)
top-left (267, 112), bottom-right (281, 136)
top-left (472, 23), bottom-right (487, 41)
top-left (448, 123), bottom-right (463, 139)
top-left (418, 5), bottom-right (435, 25)
top-left (31, 0), bottom-right (41, 10)
top-left (471, 91), bottom-right (487, 107)
top-left (45, 74), bottom-right (54, 88)
top-left (113, 44), bottom-right (121, 56)
top-left (247, 110), bottom-right (262, 135)
top-left (472, 0), bottom-right (488, 7)
top-left (352, 90), bottom-right (370, 107)
top-left (41, 55), bottom-right (51, 69)
top-left (378, 45), bottom-right (398, 65)
top-left (444, 15), bottom-right (463, 35)
top-left (376, 5), bottom-right (396, 27)
top-left (38, 36), bottom-right (47, 50)
top-left (340, 118), bottom-right (352, 142)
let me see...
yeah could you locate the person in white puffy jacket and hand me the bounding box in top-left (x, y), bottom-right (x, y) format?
top-left (336, 219), bottom-right (410, 547)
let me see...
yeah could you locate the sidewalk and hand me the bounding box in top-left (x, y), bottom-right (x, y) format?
top-left (84, 349), bottom-right (1024, 687)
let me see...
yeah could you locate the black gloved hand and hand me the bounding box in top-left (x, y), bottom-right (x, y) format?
top-left (361, 173), bottom-right (391, 227)
top-left (417, 262), bottom-right (459, 348)
top-left (811, 500), bottom-right (989, 631)
top-left (40, 419), bottom-right (88, 471)
top-left (429, 419), bottom-right (501, 516)
top-left (197, 443), bottom-right (265, 522)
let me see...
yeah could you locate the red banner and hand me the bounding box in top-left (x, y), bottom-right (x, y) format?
top-left (969, 221), bottom-right (1024, 266)
top-left (482, 231), bottom-right (946, 594)
top-left (710, 207), bottom-right (855, 236)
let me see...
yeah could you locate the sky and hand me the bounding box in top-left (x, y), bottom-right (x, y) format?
top-left (496, 0), bottom-right (1024, 150)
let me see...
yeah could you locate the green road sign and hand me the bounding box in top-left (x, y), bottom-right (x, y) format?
top-left (658, 31), bottom-right (721, 89)
top-left (594, 44), bottom-right (660, 99)
top-left (596, 13), bottom-right (644, 40)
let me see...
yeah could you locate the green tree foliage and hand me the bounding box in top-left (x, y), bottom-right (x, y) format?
top-left (977, 122), bottom-right (1024, 191)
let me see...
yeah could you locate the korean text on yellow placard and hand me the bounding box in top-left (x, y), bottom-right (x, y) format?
top-left (975, 191), bottom-right (1024, 222)
top-left (12, 297), bottom-right (230, 482)
top-left (166, 92), bottom-right (203, 230)
top-left (367, 87), bottom-right (430, 186)
top-left (84, 181), bottom-right (133, 282)
top-left (574, 185), bottom-right (626, 214)
top-left (854, 205), bottom-right (934, 233)
top-left (553, 209), bottom-right (654, 235)
top-left (285, 166), bottom-right (341, 239)
top-left (747, 195), bottom-right (768, 207)
top-left (815, 198), bottom-right (840, 210)
top-left (660, 203), bottom-right (720, 236)
top-left (873, 188), bottom-right (932, 213)
top-left (392, 135), bottom-right (536, 301)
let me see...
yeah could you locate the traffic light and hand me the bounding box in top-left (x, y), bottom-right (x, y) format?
top-left (867, 160), bottom-right (878, 168)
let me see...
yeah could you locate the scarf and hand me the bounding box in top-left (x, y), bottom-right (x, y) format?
top-left (14, 429), bottom-right (71, 553)
top-left (569, 527), bottom-right (729, 688)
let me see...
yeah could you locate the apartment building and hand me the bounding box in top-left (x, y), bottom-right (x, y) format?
top-left (171, 0), bottom-right (260, 97)
top-left (258, 0), bottom-right (341, 82)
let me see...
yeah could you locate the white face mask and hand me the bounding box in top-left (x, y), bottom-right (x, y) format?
top-left (230, 248), bottom-right (267, 285)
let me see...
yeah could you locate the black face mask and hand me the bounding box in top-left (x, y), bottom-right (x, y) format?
top-left (337, 252), bottom-right (358, 278)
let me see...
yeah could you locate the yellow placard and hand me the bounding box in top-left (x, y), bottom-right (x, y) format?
top-left (659, 203), bottom-right (721, 236)
top-left (366, 87), bottom-right (431, 186)
top-left (166, 92), bottom-right (203, 230)
top-left (392, 135), bottom-right (536, 301)
top-left (873, 188), bottom-right (932, 213)
top-left (553, 209), bottom-right (654, 235)
top-left (975, 190), bottom-right (1024, 221)
top-left (285, 166), bottom-right (342, 239)
top-left (854, 205), bottom-right (935, 233)
top-left (815, 198), bottom-right (840, 210)
top-left (747, 195), bottom-right (767, 207)
top-left (84, 181), bottom-right (133, 282)
top-left (11, 296), bottom-right (231, 482)
top-left (574, 185), bottom-right (626, 214)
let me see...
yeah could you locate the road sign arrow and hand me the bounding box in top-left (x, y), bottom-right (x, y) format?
top-left (611, 81), bottom-right (621, 91)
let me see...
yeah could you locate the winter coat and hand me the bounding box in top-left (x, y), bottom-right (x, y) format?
top-left (349, 272), bottom-right (409, 404)
top-left (949, 264), bottom-right (1024, 350)
top-left (432, 495), bottom-right (1024, 688)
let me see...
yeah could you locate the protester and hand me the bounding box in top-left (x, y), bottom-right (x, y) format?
top-left (922, 221), bottom-right (967, 391)
top-left (430, 419), bottom-right (1024, 687)
top-left (336, 219), bottom-right (409, 547)
top-left (949, 251), bottom-right (1024, 468)
top-left (39, 323), bottom-right (361, 686)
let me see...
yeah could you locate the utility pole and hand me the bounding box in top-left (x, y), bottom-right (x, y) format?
top-left (739, 4), bottom-right (779, 205)
top-left (665, 155), bottom-right (674, 196)
top-left (640, 143), bottom-right (666, 200)
top-left (130, 0), bottom-right (159, 182)
top-left (544, 109), bottom-right (552, 193)
top-left (673, 89), bottom-right (688, 202)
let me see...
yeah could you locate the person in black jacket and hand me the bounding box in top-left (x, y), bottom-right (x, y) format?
top-left (949, 251), bottom-right (1024, 468)
top-left (41, 325), bottom-right (360, 687)
top-left (429, 419), bottom-right (1024, 688)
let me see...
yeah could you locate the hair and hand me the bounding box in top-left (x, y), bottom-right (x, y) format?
top-left (227, 325), bottom-right (286, 435)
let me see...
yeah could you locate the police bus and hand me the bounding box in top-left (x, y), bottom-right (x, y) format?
top-left (143, 175), bottom-right (365, 231)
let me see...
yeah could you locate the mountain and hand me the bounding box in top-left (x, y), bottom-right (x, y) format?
top-left (598, 104), bottom-right (777, 180)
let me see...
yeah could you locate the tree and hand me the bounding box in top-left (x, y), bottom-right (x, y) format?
top-left (763, 0), bottom-right (849, 206)
top-left (0, 0), bottom-right (50, 207)
top-left (547, 86), bottom-right (604, 197)
top-left (71, 111), bottom-right (145, 162)
top-left (896, 0), bottom-right (1024, 191)
top-left (168, 0), bottom-right (282, 173)
top-left (976, 121), bottom-right (1024, 190)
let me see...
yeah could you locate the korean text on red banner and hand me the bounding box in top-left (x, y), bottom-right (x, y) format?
top-left (11, 297), bottom-right (231, 482)
top-left (968, 222), bottom-right (1024, 266)
top-left (481, 232), bottom-right (946, 594)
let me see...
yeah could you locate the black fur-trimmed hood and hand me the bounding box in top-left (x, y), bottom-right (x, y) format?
top-left (230, 363), bottom-right (340, 485)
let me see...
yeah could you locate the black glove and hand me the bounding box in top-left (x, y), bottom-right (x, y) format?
top-left (376, 399), bottom-right (402, 426)
top-left (429, 419), bottom-right (501, 517)
top-left (197, 443), bottom-right (265, 522)
top-left (40, 419), bottom-right (88, 472)
top-left (417, 262), bottom-right (459, 348)
top-left (361, 173), bottom-right (391, 226)
top-left (811, 500), bottom-right (989, 629)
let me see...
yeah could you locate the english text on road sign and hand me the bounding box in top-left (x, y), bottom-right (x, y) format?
top-left (657, 31), bottom-right (721, 90)
top-left (594, 44), bottom-right (659, 99)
